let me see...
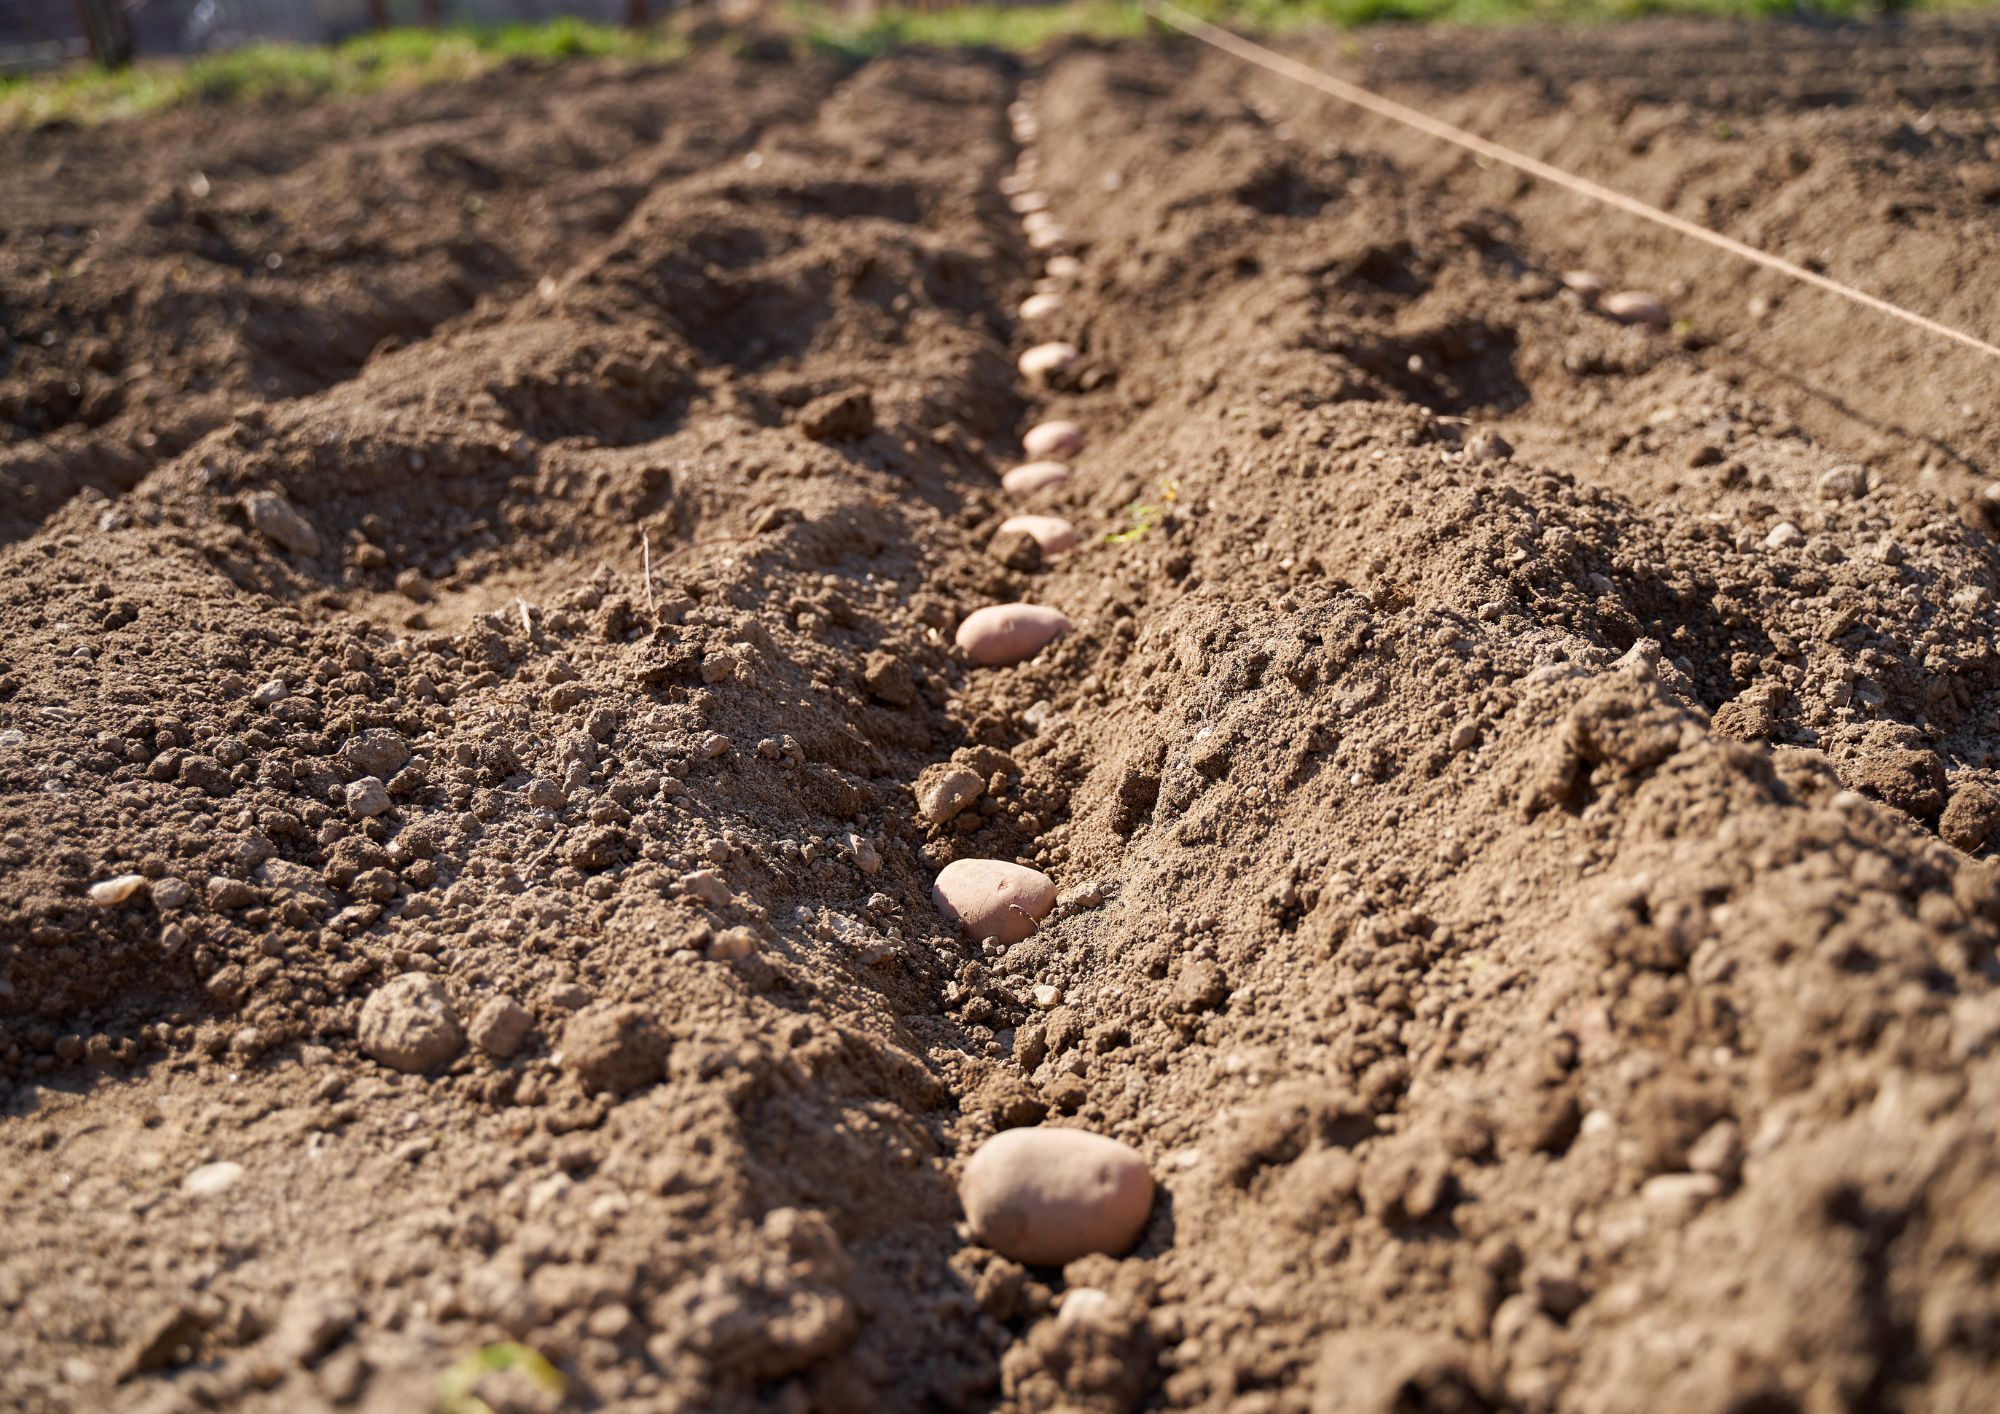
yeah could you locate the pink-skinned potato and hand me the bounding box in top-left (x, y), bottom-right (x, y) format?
top-left (955, 603), bottom-right (1070, 667)
top-left (932, 858), bottom-right (1056, 943)
top-left (961, 1127), bottom-right (1155, 1266)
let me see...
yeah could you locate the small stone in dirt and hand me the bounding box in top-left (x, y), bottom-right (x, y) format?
top-left (1603, 290), bottom-right (1670, 327)
top-left (1817, 464), bottom-right (1870, 500)
top-left (1032, 984), bottom-right (1062, 1009)
top-left (152, 877), bottom-right (191, 909)
top-left (956, 603), bottom-right (1071, 667)
top-left (358, 973), bottom-right (464, 1074)
top-left (340, 728), bottom-right (411, 779)
top-left (1023, 420), bottom-right (1085, 460)
top-left (345, 777), bottom-right (390, 820)
top-left (89, 874), bottom-right (148, 906)
top-left (863, 650), bottom-right (916, 707)
top-left (1002, 461), bottom-right (1071, 498)
top-left (960, 1127), bottom-right (1154, 1266)
top-left (917, 763), bottom-right (985, 825)
top-left (797, 387), bottom-right (875, 442)
top-left (1020, 292), bottom-right (1063, 321)
top-left (1045, 254), bottom-right (1083, 281)
top-left (1010, 190), bottom-right (1050, 214)
top-left (243, 491), bottom-right (320, 557)
top-left (680, 869), bottom-right (731, 906)
top-left (182, 1161), bottom-right (244, 1198)
top-left (468, 995), bottom-right (533, 1059)
top-left (1464, 429), bottom-right (1512, 463)
top-left (562, 1005), bottom-right (667, 1095)
top-left (848, 833), bottom-right (883, 876)
top-left (1019, 342), bottom-right (1079, 383)
top-left (933, 858), bottom-right (1057, 944)
top-left (1027, 223), bottom-right (1071, 253)
top-left (1763, 522), bottom-right (1803, 550)
top-left (998, 515), bottom-right (1079, 556)
top-left (711, 926), bottom-right (759, 960)
top-left (1640, 1171), bottom-right (1721, 1218)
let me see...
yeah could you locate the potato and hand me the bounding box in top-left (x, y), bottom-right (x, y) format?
top-left (960, 1127), bottom-right (1154, 1266)
top-left (1023, 419), bottom-right (1084, 459)
top-left (932, 857), bottom-right (1058, 943)
top-left (1604, 290), bottom-right (1670, 326)
top-left (955, 602), bottom-right (1071, 666)
top-left (998, 514), bottom-right (1078, 556)
top-left (1001, 460), bottom-right (1072, 497)
top-left (1018, 342), bottom-right (1079, 382)
top-left (1019, 292), bottom-right (1064, 321)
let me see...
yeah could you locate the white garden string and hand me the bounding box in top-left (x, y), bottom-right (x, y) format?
top-left (1142, 0), bottom-right (2000, 365)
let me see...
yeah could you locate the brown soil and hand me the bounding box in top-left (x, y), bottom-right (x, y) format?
top-left (5, 18), bottom-right (2000, 1414)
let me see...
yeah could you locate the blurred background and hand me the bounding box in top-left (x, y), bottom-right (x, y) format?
top-left (3, 0), bottom-right (691, 73)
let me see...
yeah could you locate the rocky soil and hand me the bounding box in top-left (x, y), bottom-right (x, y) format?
top-left (4, 17), bottom-right (2000, 1413)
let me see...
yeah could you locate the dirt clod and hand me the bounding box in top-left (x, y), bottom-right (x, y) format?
top-left (357, 974), bottom-right (464, 1075)
top-left (561, 1004), bottom-right (667, 1095)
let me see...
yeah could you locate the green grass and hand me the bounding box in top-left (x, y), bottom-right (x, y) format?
top-left (798, 0), bottom-right (1153, 54)
top-left (801, 0), bottom-right (1987, 54)
top-left (0, 19), bottom-right (683, 128)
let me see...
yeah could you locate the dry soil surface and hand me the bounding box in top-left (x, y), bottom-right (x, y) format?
top-left (4, 18), bottom-right (2000, 1414)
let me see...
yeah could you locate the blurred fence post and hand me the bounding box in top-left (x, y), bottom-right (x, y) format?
top-left (74, 0), bottom-right (134, 68)
top-left (368, 0), bottom-right (389, 28)
top-left (626, 0), bottom-right (648, 27)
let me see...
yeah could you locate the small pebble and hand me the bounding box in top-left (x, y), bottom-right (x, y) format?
top-left (933, 858), bottom-right (1057, 944)
top-left (1603, 290), bottom-right (1670, 327)
top-left (1002, 461), bottom-right (1072, 498)
top-left (960, 1127), bottom-right (1154, 1266)
top-left (1764, 522), bottom-right (1803, 550)
top-left (848, 833), bottom-right (883, 876)
top-left (916, 763), bottom-right (985, 825)
top-left (1022, 210), bottom-right (1060, 237)
top-left (88, 874), bottom-right (148, 906)
top-left (1641, 1171), bottom-right (1721, 1217)
top-left (182, 1162), bottom-right (244, 1198)
top-left (955, 603), bottom-right (1071, 667)
top-left (243, 491), bottom-right (320, 557)
top-left (1022, 419), bottom-right (1085, 460)
top-left (1010, 191), bottom-right (1050, 214)
top-left (998, 515), bottom-right (1078, 556)
top-left (1027, 224), bottom-right (1071, 253)
top-left (1018, 343), bottom-right (1079, 382)
top-left (1045, 254), bottom-right (1083, 280)
top-left (345, 777), bottom-right (390, 819)
top-left (1019, 292), bottom-right (1064, 321)
top-left (710, 926), bottom-right (759, 960)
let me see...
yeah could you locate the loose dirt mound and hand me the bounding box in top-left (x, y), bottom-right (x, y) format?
top-left (4, 19), bottom-right (2000, 1414)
